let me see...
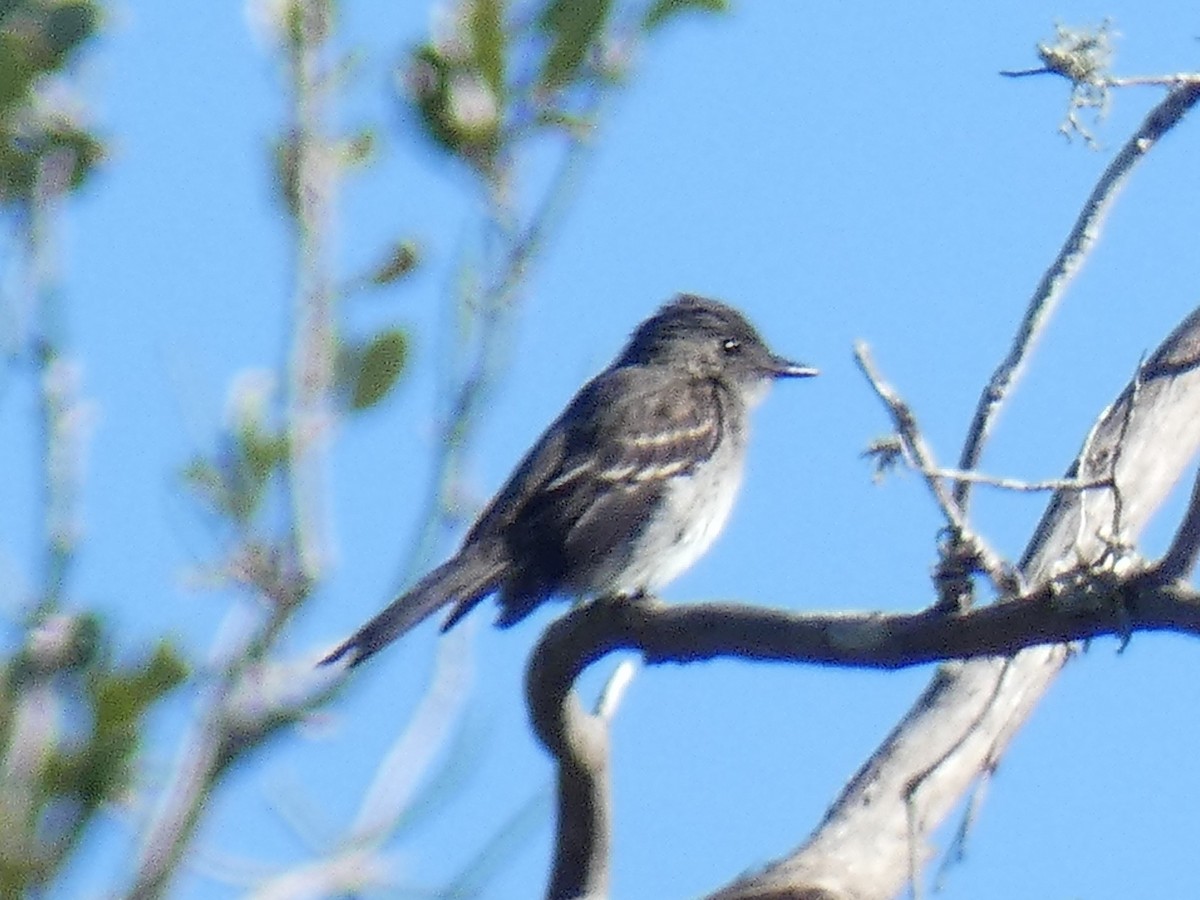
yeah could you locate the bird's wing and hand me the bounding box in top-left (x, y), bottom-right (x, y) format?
top-left (555, 364), bottom-right (723, 493)
top-left (560, 367), bottom-right (725, 577)
top-left (471, 365), bottom-right (724, 604)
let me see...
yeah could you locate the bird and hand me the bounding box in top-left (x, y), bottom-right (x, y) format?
top-left (321, 294), bottom-right (816, 668)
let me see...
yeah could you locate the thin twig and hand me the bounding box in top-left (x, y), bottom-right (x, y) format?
top-left (916, 467), bottom-right (1110, 494)
top-left (127, 699), bottom-right (229, 900)
top-left (999, 72), bottom-right (1200, 88)
top-left (595, 659), bottom-right (637, 721)
top-left (1104, 359), bottom-right (1142, 552)
top-left (934, 755), bottom-right (997, 891)
top-left (999, 67), bottom-right (1052, 78)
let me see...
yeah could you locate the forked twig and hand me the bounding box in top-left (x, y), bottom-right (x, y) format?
top-left (855, 342), bottom-right (1014, 594)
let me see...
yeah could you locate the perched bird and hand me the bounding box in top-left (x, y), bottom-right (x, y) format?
top-left (321, 294), bottom-right (816, 668)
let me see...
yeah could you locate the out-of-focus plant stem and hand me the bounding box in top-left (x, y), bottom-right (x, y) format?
top-left (285, 0), bottom-right (338, 585)
top-left (403, 125), bottom-right (593, 582)
top-left (27, 151), bottom-right (80, 612)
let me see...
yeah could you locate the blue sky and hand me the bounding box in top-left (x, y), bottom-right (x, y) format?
top-left (5, 1), bottom-right (1200, 898)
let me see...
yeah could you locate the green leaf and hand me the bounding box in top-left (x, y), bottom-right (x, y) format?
top-left (349, 329), bottom-right (410, 410)
top-left (231, 427), bottom-right (287, 521)
top-left (538, 0), bottom-right (613, 89)
top-left (44, 122), bottom-right (104, 191)
top-left (338, 128), bottom-right (377, 169)
top-left (471, 0), bottom-right (506, 97)
top-left (0, 47), bottom-right (37, 111)
top-left (61, 642), bottom-right (188, 806)
top-left (44, 2), bottom-right (101, 58)
top-left (183, 423), bottom-right (287, 525)
top-left (239, 428), bottom-right (288, 486)
top-left (406, 45), bottom-right (499, 171)
top-left (0, 121), bottom-right (104, 204)
top-left (642, 0), bottom-right (728, 32)
top-left (92, 645), bottom-right (188, 740)
top-left (368, 239), bottom-right (420, 286)
top-left (535, 108), bottom-right (596, 138)
top-left (409, 46), bottom-right (457, 153)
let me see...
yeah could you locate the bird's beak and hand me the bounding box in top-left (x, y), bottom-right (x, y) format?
top-left (768, 354), bottom-right (819, 379)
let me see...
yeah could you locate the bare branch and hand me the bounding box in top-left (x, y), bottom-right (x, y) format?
top-left (128, 645), bottom-right (339, 900)
top-left (527, 613), bottom-right (617, 900)
top-left (526, 570), bottom-right (1200, 897)
top-left (999, 69), bottom-right (1200, 90)
top-left (525, 580), bottom-right (1200, 677)
top-left (524, 643), bottom-right (637, 900)
top-left (998, 67), bottom-right (1055, 78)
top-left (855, 343), bottom-right (964, 531)
top-left (710, 300), bottom-right (1200, 899)
top-left (285, 0), bottom-right (338, 581)
top-left (953, 81), bottom-right (1200, 515)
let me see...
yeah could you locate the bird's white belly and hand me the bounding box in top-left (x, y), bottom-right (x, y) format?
top-left (607, 436), bottom-right (745, 595)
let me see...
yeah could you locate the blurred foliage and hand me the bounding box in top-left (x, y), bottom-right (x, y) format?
top-left (339, 327), bottom-right (411, 411)
top-left (0, 0), bottom-right (103, 205)
top-left (182, 324), bottom-right (413, 534)
top-left (642, 0), bottom-right (728, 31)
top-left (0, 3), bottom-right (131, 890)
top-left (272, 127), bottom-right (378, 219)
top-left (405, 0), bottom-right (726, 175)
top-left (184, 379), bottom-right (290, 528)
top-left (184, 431), bottom-right (290, 528)
top-left (538, 0), bottom-right (614, 90)
top-left (0, 0), bottom-right (732, 895)
top-left (271, 131), bottom-right (304, 220)
top-left (0, 617), bottom-right (187, 895)
top-left (367, 238), bottom-right (421, 286)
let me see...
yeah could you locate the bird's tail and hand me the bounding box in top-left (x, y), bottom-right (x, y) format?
top-left (319, 544), bottom-right (506, 668)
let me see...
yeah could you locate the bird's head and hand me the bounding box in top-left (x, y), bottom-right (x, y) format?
top-left (618, 294), bottom-right (817, 398)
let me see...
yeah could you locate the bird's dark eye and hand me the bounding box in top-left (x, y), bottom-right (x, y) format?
top-left (722, 338), bottom-right (742, 355)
